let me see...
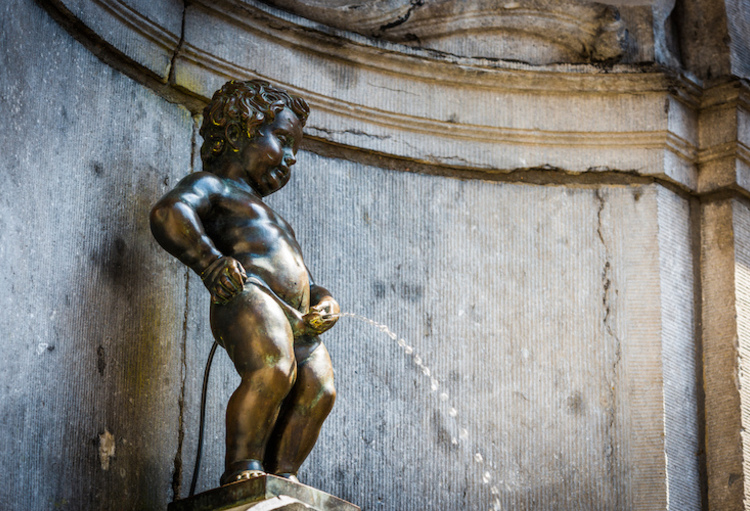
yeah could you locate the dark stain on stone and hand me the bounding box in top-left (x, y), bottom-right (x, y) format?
top-left (400, 283), bottom-right (423, 302)
top-left (93, 162), bottom-right (104, 177)
top-left (431, 410), bottom-right (454, 453)
top-left (114, 237), bottom-right (126, 255)
top-left (361, 426), bottom-right (374, 446)
top-left (97, 345), bottom-right (106, 375)
top-left (136, 100), bottom-right (147, 120)
top-left (97, 236), bottom-right (130, 286)
top-left (90, 230), bottom-right (146, 299)
top-left (729, 472), bottom-right (742, 486)
top-left (373, 280), bottom-right (386, 299)
top-left (566, 392), bottom-right (585, 415)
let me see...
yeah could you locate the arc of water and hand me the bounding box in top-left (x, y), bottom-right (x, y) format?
top-left (335, 312), bottom-right (503, 511)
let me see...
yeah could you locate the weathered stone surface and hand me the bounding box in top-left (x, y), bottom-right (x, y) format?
top-left (243, 496), bottom-right (313, 511)
top-left (701, 198), bottom-right (750, 510)
top-left (657, 188), bottom-right (702, 509)
top-left (726, 0), bottom-right (750, 80)
top-left (44, 0), bottom-right (182, 79)
top-left (235, 495), bottom-right (313, 511)
top-left (0, 0), bottom-right (193, 508)
top-left (9, 0), bottom-right (750, 509)
top-left (261, 0), bottom-right (643, 65)
top-left (44, 0), bottom-right (750, 195)
top-left (171, 150), bottom-right (700, 510)
top-left (660, 0), bottom-right (750, 83)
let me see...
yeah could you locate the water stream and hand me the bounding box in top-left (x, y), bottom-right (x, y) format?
top-left (335, 312), bottom-right (503, 511)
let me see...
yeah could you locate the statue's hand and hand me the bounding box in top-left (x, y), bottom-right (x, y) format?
top-left (303, 297), bottom-right (340, 335)
top-left (200, 256), bottom-right (247, 305)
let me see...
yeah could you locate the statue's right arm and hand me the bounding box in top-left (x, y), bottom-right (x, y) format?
top-left (151, 174), bottom-right (247, 304)
top-left (149, 173), bottom-right (224, 276)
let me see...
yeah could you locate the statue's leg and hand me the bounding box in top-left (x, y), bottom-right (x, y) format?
top-left (210, 286), bottom-right (297, 483)
top-left (264, 338), bottom-right (336, 478)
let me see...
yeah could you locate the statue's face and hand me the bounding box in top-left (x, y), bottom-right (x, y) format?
top-left (240, 107), bottom-right (302, 196)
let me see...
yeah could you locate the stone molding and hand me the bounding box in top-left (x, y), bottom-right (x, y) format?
top-left (696, 82), bottom-right (750, 195)
top-left (38, 0), bottom-right (750, 199)
top-left (178, 0), bottom-right (693, 186)
top-left (37, 0), bottom-right (749, 198)
top-left (58, 0), bottom-right (181, 77)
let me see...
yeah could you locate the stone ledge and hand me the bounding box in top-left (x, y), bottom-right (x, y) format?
top-left (169, 475), bottom-right (359, 511)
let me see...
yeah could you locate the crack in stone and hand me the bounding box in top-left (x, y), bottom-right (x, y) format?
top-left (378, 0), bottom-right (425, 32)
top-left (366, 82), bottom-right (419, 96)
top-left (170, 226), bottom-right (191, 500)
top-left (595, 188), bottom-right (622, 506)
top-left (426, 154), bottom-right (472, 166)
top-left (310, 126), bottom-right (391, 140)
top-left (167, 0), bottom-right (187, 85)
top-left (190, 115), bottom-right (200, 174)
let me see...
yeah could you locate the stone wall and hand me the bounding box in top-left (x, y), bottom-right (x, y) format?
top-left (0, 0), bottom-right (193, 508)
top-left (2, 0), bottom-right (750, 509)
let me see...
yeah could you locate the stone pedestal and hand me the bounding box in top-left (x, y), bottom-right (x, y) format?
top-left (168, 476), bottom-right (359, 511)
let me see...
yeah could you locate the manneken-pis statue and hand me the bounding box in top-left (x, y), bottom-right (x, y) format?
top-left (150, 80), bottom-right (339, 486)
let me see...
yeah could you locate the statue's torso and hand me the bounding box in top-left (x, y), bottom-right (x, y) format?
top-left (203, 181), bottom-right (310, 313)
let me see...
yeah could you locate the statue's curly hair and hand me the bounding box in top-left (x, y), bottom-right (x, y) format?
top-left (199, 80), bottom-right (310, 170)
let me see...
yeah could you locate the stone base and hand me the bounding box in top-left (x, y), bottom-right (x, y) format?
top-left (168, 475), bottom-right (359, 511)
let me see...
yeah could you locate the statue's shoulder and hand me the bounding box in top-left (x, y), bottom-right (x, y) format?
top-left (174, 171), bottom-right (226, 194)
top-left (177, 171), bottom-right (221, 185)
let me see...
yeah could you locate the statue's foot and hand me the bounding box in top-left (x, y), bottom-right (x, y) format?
top-left (220, 459), bottom-right (265, 486)
top-left (275, 472), bottom-right (299, 483)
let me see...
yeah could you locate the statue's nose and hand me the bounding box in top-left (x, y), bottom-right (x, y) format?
top-left (284, 153), bottom-right (296, 166)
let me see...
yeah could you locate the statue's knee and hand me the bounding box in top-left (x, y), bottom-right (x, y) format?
top-left (316, 382), bottom-right (336, 413)
top-left (247, 359), bottom-right (296, 395)
top-left (273, 359), bottom-right (297, 389)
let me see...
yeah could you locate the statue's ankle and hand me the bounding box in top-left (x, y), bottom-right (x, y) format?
top-left (220, 459), bottom-right (265, 486)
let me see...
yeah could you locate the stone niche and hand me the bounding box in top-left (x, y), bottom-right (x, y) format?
top-left (9, 0), bottom-right (750, 509)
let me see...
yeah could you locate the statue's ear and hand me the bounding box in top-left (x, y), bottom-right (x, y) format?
top-left (226, 124), bottom-right (241, 146)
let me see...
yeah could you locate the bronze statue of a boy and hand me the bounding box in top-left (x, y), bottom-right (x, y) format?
top-left (151, 80), bottom-right (339, 486)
